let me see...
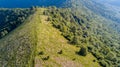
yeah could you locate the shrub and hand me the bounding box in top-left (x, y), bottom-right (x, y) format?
top-left (87, 45), bottom-right (93, 52)
top-left (93, 59), bottom-right (96, 62)
top-left (78, 46), bottom-right (87, 56)
top-left (38, 51), bottom-right (44, 55)
top-left (57, 50), bottom-right (63, 54)
top-left (71, 36), bottom-right (80, 45)
top-left (99, 60), bottom-right (109, 67)
top-left (42, 56), bottom-right (50, 60)
top-left (105, 52), bottom-right (115, 61)
top-left (92, 52), bottom-right (104, 60)
top-left (72, 58), bottom-right (76, 61)
top-left (116, 53), bottom-right (120, 57)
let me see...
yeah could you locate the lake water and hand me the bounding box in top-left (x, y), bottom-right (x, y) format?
top-left (1, 0), bottom-right (119, 8)
top-left (0, 0), bottom-right (65, 8)
top-left (96, 0), bottom-right (120, 7)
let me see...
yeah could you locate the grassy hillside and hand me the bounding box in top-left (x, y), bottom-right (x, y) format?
top-left (0, 8), bottom-right (35, 39)
top-left (34, 8), bottom-right (100, 67)
top-left (0, 11), bottom-right (37, 67)
top-left (0, 8), bottom-right (100, 67)
top-left (44, 7), bottom-right (120, 67)
top-left (0, 6), bottom-right (120, 67)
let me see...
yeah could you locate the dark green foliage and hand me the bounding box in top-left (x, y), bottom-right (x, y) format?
top-left (38, 51), bottom-right (44, 55)
top-left (45, 7), bottom-right (120, 66)
top-left (87, 45), bottom-right (93, 52)
top-left (71, 36), bottom-right (80, 45)
top-left (57, 50), bottom-right (63, 54)
top-left (93, 59), bottom-right (96, 62)
top-left (42, 56), bottom-right (50, 60)
top-left (0, 8), bottom-right (36, 67)
top-left (78, 46), bottom-right (87, 56)
top-left (0, 8), bottom-right (35, 39)
top-left (72, 58), bottom-right (76, 61)
top-left (99, 60), bottom-right (109, 67)
top-left (92, 52), bottom-right (104, 60)
top-left (105, 52), bottom-right (115, 61)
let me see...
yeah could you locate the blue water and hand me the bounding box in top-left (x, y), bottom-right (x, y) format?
top-left (96, 0), bottom-right (120, 7)
top-left (0, 0), bottom-right (66, 8)
top-left (0, 0), bottom-right (36, 8)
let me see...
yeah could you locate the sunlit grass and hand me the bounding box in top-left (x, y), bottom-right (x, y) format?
top-left (0, 8), bottom-right (101, 67)
top-left (0, 12), bottom-right (36, 67)
top-left (35, 8), bottom-right (101, 67)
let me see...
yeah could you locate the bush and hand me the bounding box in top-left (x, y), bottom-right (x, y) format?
top-left (99, 60), bottom-right (109, 67)
top-left (72, 58), bottom-right (76, 61)
top-left (93, 59), bottom-right (96, 62)
top-left (87, 45), bottom-right (93, 52)
top-left (105, 52), bottom-right (115, 61)
top-left (73, 36), bottom-right (81, 44)
top-left (38, 51), bottom-right (44, 55)
top-left (92, 52), bottom-right (104, 60)
top-left (42, 56), bottom-right (50, 60)
top-left (57, 50), bottom-right (63, 54)
top-left (78, 46), bottom-right (87, 56)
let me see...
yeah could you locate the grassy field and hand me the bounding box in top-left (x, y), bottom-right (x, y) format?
top-left (0, 11), bottom-right (37, 67)
top-left (34, 8), bottom-right (101, 67)
top-left (0, 8), bottom-right (101, 67)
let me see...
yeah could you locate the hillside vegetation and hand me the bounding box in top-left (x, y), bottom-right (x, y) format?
top-left (0, 10), bottom-right (37, 67)
top-left (0, 1), bottom-right (120, 66)
top-left (0, 8), bottom-right (101, 67)
top-left (34, 8), bottom-right (100, 67)
top-left (0, 8), bottom-right (35, 38)
top-left (44, 7), bottom-right (120, 67)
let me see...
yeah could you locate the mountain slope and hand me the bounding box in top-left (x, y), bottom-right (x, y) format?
top-left (0, 12), bottom-right (37, 67)
top-left (0, 0), bottom-right (120, 67)
top-left (34, 8), bottom-right (100, 67)
top-left (0, 0), bottom-right (120, 24)
top-left (44, 7), bottom-right (120, 67)
top-left (0, 6), bottom-right (120, 67)
top-left (0, 8), bottom-right (101, 67)
top-left (0, 8), bottom-right (34, 39)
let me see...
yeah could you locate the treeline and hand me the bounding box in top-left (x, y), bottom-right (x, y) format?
top-left (44, 7), bottom-right (120, 67)
top-left (0, 7), bottom-right (36, 38)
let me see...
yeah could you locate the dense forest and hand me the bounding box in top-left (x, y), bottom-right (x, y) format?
top-left (43, 7), bottom-right (120, 67)
top-left (0, 7), bottom-right (35, 38)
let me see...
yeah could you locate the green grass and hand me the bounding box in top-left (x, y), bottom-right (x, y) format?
top-left (0, 8), bottom-right (101, 67)
top-left (35, 8), bottom-right (101, 67)
top-left (0, 11), bottom-right (37, 67)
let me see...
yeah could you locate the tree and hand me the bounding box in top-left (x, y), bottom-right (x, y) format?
top-left (78, 46), bottom-right (88, 56)
top-left (99, 60), bottom-right (109, 67)
top-left (71, 36), bottom-right (80, 45)
top-left (105, 52), bottom-right (115, 61)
